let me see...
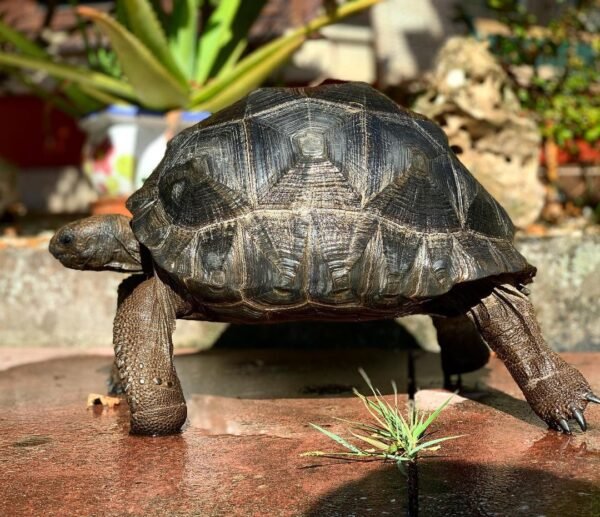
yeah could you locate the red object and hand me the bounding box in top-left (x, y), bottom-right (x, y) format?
top-left (540, 138), bottom-right (600, 165)
top-left (575, 140), bottom-right (600, 163)
top-left (90, 196), bottom-right (132, 217)
top-left (0, 95), bottom-right (85, 167)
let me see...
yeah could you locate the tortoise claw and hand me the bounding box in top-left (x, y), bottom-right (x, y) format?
top-left (558, 419), bottom-right (571, 434)
top-left (585, 393), bottom-right (600, 404)
top-left (572, 409), bottom-right (587, 431)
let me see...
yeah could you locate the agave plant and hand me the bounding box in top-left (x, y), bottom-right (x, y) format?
top-left (0, 0), bottom-right (379, 116)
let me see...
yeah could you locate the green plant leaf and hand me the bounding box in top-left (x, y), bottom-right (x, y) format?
top-left (309, 424), bottom-right (363, 454)
top-left (349, 431), bottom-right (389, 451)
top-left (301, 451), bottom-right (368, 458)
top-left (146, 0), bottom-right (169, 32)
top-left (352, 388), bottom-right (388, 430)
top-left (78, 6), bottom-right (188, 110)
top-left (192, 34), bottom-right (304, 111)
top-left (168, 0), bottom-right (202, 79)
top-left (0, 52), bottom-right (137, 100)
top-left (190, 0), bottom-right (381, 108)
top-left (59, 83), bottom-right (107, 113)
top-left (0, 19), bottom-right (47, 58)
top-left (78, 84), bottom-right (131, 106)
top-left (410, 435), bottom-right (464, 456)
top-left (205, 0), bottom-right (267, 81)
top-left (121, 0), bottom-right (188, 86)
top-left (0, 19), bottom-right (104, 115)
top-left (305, 367), bottom-right (464, 465)
top-left (195, 0), bottom-right (241, 84)
top-left (213, 36), bottom-right (247, 80)
top-left (413, 395), bottom-right (455, 438)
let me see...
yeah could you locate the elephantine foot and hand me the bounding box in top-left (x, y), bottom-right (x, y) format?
top-left (130, 402), bottom-right (187, 436)
top-left (523, 362), bottom-right (599, 434)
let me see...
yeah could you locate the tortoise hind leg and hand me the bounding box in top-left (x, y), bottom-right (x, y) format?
top-left (466, 283), bottom-right (599, 433)
top-left (113, 275), bottom-right (190, 435)
top-left (431, 314), bottom-right (490, 391)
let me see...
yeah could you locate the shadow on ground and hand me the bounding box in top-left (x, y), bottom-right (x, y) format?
top-left (212, 319), bottom-right (419, 349)
top-left (172, 320), bottom-right (420, 399)
top-left (305, 454), bottom-right (600, 516)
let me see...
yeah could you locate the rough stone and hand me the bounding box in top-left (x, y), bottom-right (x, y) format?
top-left (516, 232), bottom-right (600, 352)
top-left (397, 314), bottom-right (440, 352)
top-left (0, 236), bottom-right (225, 349)
top-left (414, 36), bottom-right (545, 228)
top-left (402, 230), bottom-right (600, 353)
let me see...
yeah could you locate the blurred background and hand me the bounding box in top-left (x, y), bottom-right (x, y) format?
top-left (0, 0), bottom-right (598, 355)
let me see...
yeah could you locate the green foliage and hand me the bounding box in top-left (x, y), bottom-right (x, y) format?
top-left (478, 0), bottom-right (600, 147)
top-left (303, 370), bottom-right (462, 465)
top-left (0, 0), bottom-right (380, 114)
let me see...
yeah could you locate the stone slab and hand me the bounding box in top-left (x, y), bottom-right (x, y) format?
top-left (0, 348), bottom-right (598, 516)
top-left (517, 233), bottom-right (600, 352)
top-left (0, 237), bottom-right (226, 349)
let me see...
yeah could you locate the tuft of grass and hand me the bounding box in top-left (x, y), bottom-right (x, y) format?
top-left (303, 369), bottom-right (463, 465)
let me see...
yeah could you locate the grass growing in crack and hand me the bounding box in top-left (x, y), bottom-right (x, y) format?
top-left (303, 369), bottom-right (462, 465)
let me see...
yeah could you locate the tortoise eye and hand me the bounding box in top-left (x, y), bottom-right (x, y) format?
top-left (59, 232), bottom-right (74, 245)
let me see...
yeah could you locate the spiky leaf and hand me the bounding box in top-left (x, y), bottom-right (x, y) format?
top-left (121, 0), bottom-right (187, 86)
top-left (309, 424), bottom-right (363, 454)
top-left (0, 52), bottom-right (136, 100)
top-left (190, 0), bottom-right (381, 108)
top-left (168, 0), bottom-right (202, 78)
top-left (78, 6), bottom-right (188, 110)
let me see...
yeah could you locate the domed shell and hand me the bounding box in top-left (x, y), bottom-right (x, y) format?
top-left (128, 82), bottom-right (534, 320)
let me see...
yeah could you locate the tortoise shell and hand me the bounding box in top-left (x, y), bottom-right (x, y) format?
top-left (127, 82), bottom-right (534, 322)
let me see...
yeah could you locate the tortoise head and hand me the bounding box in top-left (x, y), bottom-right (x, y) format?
top-left (49, 214), bottom-right (144, 273)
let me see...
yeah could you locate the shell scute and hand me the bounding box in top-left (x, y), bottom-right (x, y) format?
top-left (128, 82), bottom-right (534, 314)
top-left (182, 221), bottom-right (242, 304)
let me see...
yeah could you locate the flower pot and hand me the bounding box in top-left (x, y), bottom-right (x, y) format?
top-left (80, 106), bottom-right (211, 202)
top-left (0, 95), bottom-right (85, 168)
top-left (90, 196), bottom-right (132, 217)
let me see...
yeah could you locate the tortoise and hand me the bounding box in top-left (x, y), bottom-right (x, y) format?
top-left (49, 82), bottom-right (598, 436)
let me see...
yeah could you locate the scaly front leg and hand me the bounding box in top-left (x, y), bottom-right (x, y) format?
top-left (114, 275), bottom-right (189, 435)
top-left (467, 283), bottom-right (599, 433)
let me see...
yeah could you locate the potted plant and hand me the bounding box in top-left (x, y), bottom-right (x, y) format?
top-left (0, 0), bottom-right (379, 212)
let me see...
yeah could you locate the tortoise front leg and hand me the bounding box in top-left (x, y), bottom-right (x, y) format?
top-left (108, 276), bottom-right (148, 395)
top-left (113, 275), bottom-right (189, 435)
top-left (467, 283), bottom-right (599, 433)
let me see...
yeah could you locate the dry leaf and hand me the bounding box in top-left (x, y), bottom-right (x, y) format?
top-left (87, 393), bottom-right (121, 409)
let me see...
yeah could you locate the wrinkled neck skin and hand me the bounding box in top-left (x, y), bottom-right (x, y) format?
top-left (49, 214), bottom-right (146, 273)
